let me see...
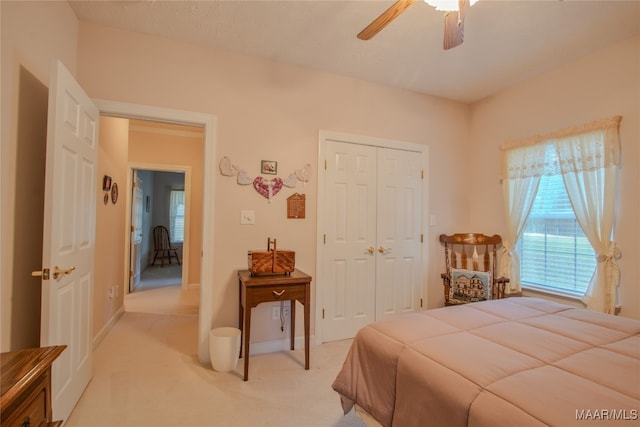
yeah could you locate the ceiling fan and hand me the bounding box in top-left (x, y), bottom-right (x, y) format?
top-left (357, 0), bottom-right (476, 50)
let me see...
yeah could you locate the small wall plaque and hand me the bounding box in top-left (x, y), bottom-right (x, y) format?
top-left (287, 193), bottom-right (305, 219)
top-left (102, 175), bottom-right (112, 191)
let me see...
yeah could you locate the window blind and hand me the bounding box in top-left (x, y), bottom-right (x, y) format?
top-left (518, 173), bottom-right (596, 295)
top-left (169, 190), bottom-right (185, 243)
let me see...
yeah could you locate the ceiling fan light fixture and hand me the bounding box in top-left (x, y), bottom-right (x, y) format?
top-left (424, 0), bottom-right (478, 12)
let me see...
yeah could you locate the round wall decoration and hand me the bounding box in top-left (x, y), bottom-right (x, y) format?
top-left (111, 183), bottom-right (119, 204)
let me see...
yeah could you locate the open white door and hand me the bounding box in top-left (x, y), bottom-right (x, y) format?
top-left (39, 60), bottom-right (98, 422)
top-left (130, 171), bottom-right (143, 292)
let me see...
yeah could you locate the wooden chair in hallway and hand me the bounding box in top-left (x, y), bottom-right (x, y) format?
top-left (151, 225), bottom-right (181, 267)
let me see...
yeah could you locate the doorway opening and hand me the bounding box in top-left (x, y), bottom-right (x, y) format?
top-left (96, 99), bottom-right (217, 363)
top-left (130, 168), bottom-right (186, 294)
top-left (121, 118), bottom-right (203, 318)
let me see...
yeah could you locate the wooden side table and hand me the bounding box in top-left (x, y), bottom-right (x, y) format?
top-left (1, 345), bottom-right (66, 426)
top-left (238, 269), bottom-right (312, 381)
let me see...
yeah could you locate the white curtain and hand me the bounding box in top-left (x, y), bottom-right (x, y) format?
top-left (500, 116), bottom-right (622, 310)
top-left (499, 144), bottom-right (544, 293)
top-left (551, 117), bottom-right (622, 313)
top-left (169, 189), bottom-right (184, 242)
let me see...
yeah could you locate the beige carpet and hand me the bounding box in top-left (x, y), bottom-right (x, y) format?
top-left (137, 264), bottom-right (183, 289)
top-left (66, 282), bottom-right (365, 427)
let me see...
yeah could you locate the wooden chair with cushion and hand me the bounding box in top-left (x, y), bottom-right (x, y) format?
top-left (151, 225), bottom-right (181, 267)
top-left (440, 233), bottom-right (509, 306)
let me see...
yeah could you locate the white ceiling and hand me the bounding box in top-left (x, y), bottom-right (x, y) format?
top-left (68, 0), bottom-right (640, 104)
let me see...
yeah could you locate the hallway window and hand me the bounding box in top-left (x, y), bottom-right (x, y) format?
top-left (170, 189), bottom-right (184, 243)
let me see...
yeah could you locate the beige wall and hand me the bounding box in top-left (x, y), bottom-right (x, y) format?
top-left (93, 117), bottom-right (129, 338)
top-left (1, 1), bottom-right (79, 352)
top-left (469, 35), bottom-right (640, 319)
top-left (75, 22), bottom-right (470, 343)
top-left (3, 1), bottom-right (636, 354)
top-left (128, 125), bottom-right (204, 286)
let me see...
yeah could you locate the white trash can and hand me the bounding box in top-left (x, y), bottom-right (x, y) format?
top-left (209, 327), bottom-right (241, 372)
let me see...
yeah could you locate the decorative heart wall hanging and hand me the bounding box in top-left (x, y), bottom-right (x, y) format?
top-left (219, 157), bottom-right (312, 202)
top-left (253, 177), bottom-right (283, 202)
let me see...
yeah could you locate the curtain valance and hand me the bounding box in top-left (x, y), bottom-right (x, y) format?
top-left (501, 116), bottom-right (622, 180)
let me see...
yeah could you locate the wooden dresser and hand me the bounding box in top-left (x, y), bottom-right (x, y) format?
top-left (1, 345), bottom-right (66, 427)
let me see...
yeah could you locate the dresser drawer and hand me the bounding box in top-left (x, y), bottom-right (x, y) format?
top-left (1, 346), bottom-right (65, 427)
top-left (3, 377), bottom-right (48, 427)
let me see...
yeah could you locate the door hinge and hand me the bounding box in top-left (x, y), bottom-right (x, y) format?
top-left (420, 298), bottom-right (423, 308)
top-left (131, 225), bottom-right (134, 232)
top-left (421, 169), bottom-right (424, 179)
top-left (324, 234), bottom-right (326, 244)
top-left (322, 308), bottom-right (325, 319)
top-left (420, 234), bottom-right (423, 243)
top-left (129, 271), bottom-right (133, 277)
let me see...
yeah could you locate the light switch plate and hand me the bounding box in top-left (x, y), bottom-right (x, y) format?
top-left (241, 210), bottom-right (255, 225)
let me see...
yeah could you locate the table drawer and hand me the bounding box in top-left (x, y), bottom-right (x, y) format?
top-left (248, 284), bottom-right (306, 305)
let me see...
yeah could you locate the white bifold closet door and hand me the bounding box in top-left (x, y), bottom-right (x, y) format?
top-left (323, 140), bottom-right (423, 342)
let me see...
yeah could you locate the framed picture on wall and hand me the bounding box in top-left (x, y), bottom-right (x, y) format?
top-left (102, 175), bottom-right (112, 191)
top-left (261, 160), bottom-right (277, 175)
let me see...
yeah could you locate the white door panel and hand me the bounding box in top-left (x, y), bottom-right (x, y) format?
top-left (130, 173), bottom-right (143, 290)
top-left (376, 148), bottom-right (422, 320)
top-left (323, 142), bottom-right (377, 341)
top-left (41, 60), bottom-right (97, 422)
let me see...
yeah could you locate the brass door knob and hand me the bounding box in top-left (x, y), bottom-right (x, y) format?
top-left (53, 265), bottom-right (76, 279)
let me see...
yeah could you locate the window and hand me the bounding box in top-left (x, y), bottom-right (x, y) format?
top-left (517, 173), bottom-right (596, 296)
top-left (169, 190), bottom-right (184, 243)
top-left (501, 116), bottom-right (621, 313)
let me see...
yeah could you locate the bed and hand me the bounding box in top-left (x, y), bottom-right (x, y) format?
top-left (332, 297), bottom-right (639, 426)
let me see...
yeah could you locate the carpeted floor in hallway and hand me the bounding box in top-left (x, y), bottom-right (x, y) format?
top-left (65, 273), bottom-right (365, 427)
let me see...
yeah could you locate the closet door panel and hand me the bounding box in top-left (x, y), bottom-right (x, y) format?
top-left (376, 148), bottom-right (423, 319)
top-left (323, 141), bottom-right (377, 341)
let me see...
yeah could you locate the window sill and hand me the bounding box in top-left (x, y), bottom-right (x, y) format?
top-left (521, 284), bottom-right (584, 303)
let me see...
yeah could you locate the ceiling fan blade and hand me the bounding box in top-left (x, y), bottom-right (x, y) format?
top-left (358, 0), bottom-right (417, 40)
top-left (443, 0), bottom-right (469, 50)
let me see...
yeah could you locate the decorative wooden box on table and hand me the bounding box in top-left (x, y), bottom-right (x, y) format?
top-left (247, 238), bottom-right (295, 276)
top-left (1, 345), bottom-right (66, 427)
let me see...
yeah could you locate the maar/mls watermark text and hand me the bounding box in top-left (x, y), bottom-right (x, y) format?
top-left (576, 409), bottom-right (638, 421)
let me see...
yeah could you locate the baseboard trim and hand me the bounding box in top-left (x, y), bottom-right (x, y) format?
top-left (93, 305), bottom-right (124, 349)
